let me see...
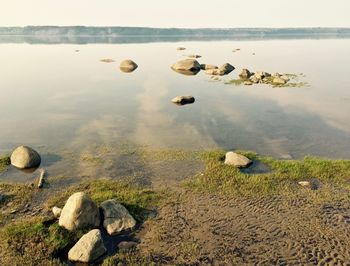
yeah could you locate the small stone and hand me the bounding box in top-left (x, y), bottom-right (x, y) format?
top-left (244, 81), bottom-right (253, 86)
top-left (52, 206), bottom-right (62, 218)
top-left (68, 229), bottom-right (107, 263)
top-left (239, 69), bottom-right (252, 79)
top-left (280, 75), bottom-right (290, 82)
top-left (273, 77), bottom-right (287, 85)
top-left (250, 76), bottom-right (259, 83)
top-left (224, 152), bottom-right (252, 168)
top-left (298, 181), bottom-right (310, 187)
top-left (118, 241), bottom-right (137, 250)
top-left (177, 47), bottom-right (186, 51)
top-left (120, 59), bottom-right (138, 73)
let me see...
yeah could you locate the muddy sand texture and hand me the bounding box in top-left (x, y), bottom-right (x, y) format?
top-left (136, 191), bottom-right (350, 265)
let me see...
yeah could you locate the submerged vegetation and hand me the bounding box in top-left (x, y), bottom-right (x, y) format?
top-left (225, 73), bottom-right (309, 88)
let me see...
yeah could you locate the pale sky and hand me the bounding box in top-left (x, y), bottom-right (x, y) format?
top-left (0, 0), bottom-right (349, 28)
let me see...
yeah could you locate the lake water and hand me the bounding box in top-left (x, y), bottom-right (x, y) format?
top-left (1, 38), bottom-right (350, 181)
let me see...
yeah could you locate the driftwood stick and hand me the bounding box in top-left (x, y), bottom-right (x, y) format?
top-left (37, 168), bottom-right (46, 188)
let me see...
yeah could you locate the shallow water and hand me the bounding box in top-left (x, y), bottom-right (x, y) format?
top-left (1, 38), bottom-right (350, 181)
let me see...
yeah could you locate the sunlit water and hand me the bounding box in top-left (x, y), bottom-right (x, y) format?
top-left (1, 38), bottom-right (350, 182)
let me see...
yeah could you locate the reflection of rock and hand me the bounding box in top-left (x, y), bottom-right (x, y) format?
top-left (171, 68), bottom-right (200, 76)
top-left (239, 69), bottom-right (252, 79)
top-left (224, 152), bottom-right (252, 168)
top-left (10, 146), bottom-right (41, 169)
top-left (68, 229), bottom-right (107, 263)
top-left (59, 192), bottom-right (100, 231)
top-left (171, 96), bottom-right (195, 105)
top-left (200, 64), bottom-right (218, 70)
top-left (120, 59), bottom-right (138, 73)
top-left (101, 199), bottom-right (136, 236)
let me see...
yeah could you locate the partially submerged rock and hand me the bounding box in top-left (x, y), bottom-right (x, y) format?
top-left (171, 96), bottom-right (195, 105)
top-left (10, 146), bottom-right (41, 169)
top-left (200, 64), bottom-right (218, 70)
top-left (171, 59), bottom-right (201, 73)
top-left (68, 229), bottom-right (106, 263)
top-left (273, 76), bottom-right (287, 85)
top-left (59, 192), bottom-right (100, 231)
top-left (120, 59), bottom-right (138, 73)
top-left (101, 199), bottom-right (136, 236)
top-left (239, 69), bottom-right (252, 79)
top-left (177, 47), bottom-right (186, 51)
top-left (224, 152), bottom-right (252, 168)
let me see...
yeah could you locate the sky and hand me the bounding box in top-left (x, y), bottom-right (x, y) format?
top-left (0, 0), bottom-right (349, 28)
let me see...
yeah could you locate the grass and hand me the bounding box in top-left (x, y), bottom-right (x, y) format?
top-left (0, 216), bottom-right (86, 265)
top-left (45, 179), bottom-right (163, 222)
top-left (0, 182), bottom-right (35, 225)
top-left (0, 179), bottom-right (164, 265)
top-left (184, 150), bottom-right (350, 198)
top-left (224, 79), bottom-right (245, 86)
top-left (0, 156), bottom-right (10, 173)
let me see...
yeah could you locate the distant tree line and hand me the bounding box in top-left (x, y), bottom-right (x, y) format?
top-left (0, 26), bottom-right (349, 36)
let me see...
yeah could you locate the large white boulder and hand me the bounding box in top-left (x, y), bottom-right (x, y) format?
top-left (59, 192), bottom-right (100, 231)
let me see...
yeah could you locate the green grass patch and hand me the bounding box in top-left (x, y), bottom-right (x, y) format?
top-left (224, 79), bottom-right (245, 86)
top-left (184, 150), bottom-right (350, 197)
top-left (0, 216), bottom-right (85, 265)
top-left (45, 179), bottom-right (163, 222)
top-left (0, 156), bottom-right (10, 173)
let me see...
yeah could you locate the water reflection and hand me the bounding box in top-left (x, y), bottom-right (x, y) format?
top-left (0, 39), bottom-right (349, 162)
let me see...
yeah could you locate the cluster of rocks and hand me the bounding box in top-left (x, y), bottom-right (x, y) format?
top-left (53, 192), bottom-right (136, 263)
top-left (171, 59), bottom-right (234, 76)
top-left (238, 69), bottom-right (291, 86)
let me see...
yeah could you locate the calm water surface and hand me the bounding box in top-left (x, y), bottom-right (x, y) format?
top-left (1, 39), bottom-right (350, 181)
